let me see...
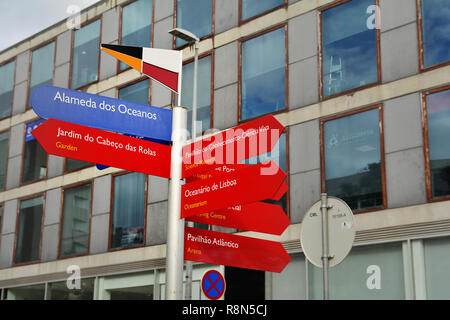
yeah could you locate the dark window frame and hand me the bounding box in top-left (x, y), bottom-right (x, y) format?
top-left (416, 0), bottom-right (450, 72)
top-left (108, 170), bottom-right (148, 252)
top-left (422, 85), bottom-right (450, 203)
top-left (69, 16), bottom-right (103, 91)
top-left (172, 0), bottom-right (215, 50)
top-left (117, 0), bottom-right (155, 75)
top-left (13, 193), bottom-right (46, 267)
top-left (318, 0), bottom-right (382, 102)
top-left (57, 181), bottom-right (93, 260)
top-left (238, 23), bottom-right (289, 124)
top-left (238, 0), bottom-right (287, 25)
top-left (319, 104), bottom-right (387, 214)
top-left (0, 129), bottom-right (10, 191)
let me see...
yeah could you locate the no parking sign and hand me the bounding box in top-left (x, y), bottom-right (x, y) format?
top-left (201, 270), bottom-right (225, 300)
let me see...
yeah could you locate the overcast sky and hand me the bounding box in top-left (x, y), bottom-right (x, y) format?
top-left (0, 0), bottom-right (102, 52)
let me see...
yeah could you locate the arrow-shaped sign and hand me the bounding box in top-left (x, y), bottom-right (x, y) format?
top-left (30, 85), bottom-right (173, 142)
top-left (181, 161), bottom-right (286, 219)
top-left (182, 114), bottom-right (284, 178)
top-left (184, 227), bottom-right (291, 273)
top-left (32, 119), bottom-right (171, 178)
top-left (186, 202), bottom-right (290, 235)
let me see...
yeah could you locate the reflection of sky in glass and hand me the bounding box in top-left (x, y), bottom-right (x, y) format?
top-left (324, 109), bottom-right (380, 180)
top-left (0, 61), bottom-right (14, 119)
top-left (241, 0), bottom-right (284, 20)
top-left (119, 79), bottom-right (150, 105)
top-left (120, 0), bottom-right (152, 70)
top-left (422, 0), bottom-right (450, 67)
top-left (176, 0), bottom-right (212, 47)
top-left (30, 42), bottom-right (55, 98)
top-left (181, 55), bottom-right (211, 136)
top-left (322, 0), bottom-right (377, 97)
top-left (241, 28), bottom-right (286, 120)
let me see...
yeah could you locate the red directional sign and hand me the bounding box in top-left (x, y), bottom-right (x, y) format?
top-left (186, 202), bottom-right (291, 235)
top-left (181, 161), bottom-right (286, 219)
top-left (182, 114), bottom-right (284, 178)
top-left (32, 118), bottom-right (171, 178)
top-left (184, 227), bottom-right (291, 273)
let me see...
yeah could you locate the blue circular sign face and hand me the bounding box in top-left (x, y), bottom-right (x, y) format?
top-left (202, 270), bottom-right (226, 300)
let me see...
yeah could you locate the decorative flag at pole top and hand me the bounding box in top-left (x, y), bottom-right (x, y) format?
top-left (101, 44), bottom-right (182, 94)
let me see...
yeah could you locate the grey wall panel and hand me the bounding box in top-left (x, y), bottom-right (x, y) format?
top-left (288, 10), bottom-right (318, 64)
top-left (151, 80), bottom-right (172, 108)
top-left (14, 51), bottom-right (30, 85)
top-left (44, 188), bottom-right (62, 226)
top-left (215, 0), bottom-right (238, 34)
top-left (289, 120), bottom-right (320, 175)
top-left (289, 169), bottom-right (321, 224)
top-left (380, 0), bottom-right (417, 32)
top-left (12, 81), bottom-right (28, 116)
top-left (214, 41), bottom-right (238, 90)
top-left (89, 213), bottom-right (110, 254)
top-left (386, 147), bottom-right (426, 208)
top-left (153, 16), bottom-right (174, 50)
top-left (289, 56), bottom-right (319, 109)
top-left (53, 62), bottom-right (70, 88)
top-left (92, 175), bottom-right (111, 216)
top-left (146, 201), bottom-right (168, 246)
top-left (101, 7), bottom-right (120, 44)
top-left (383, 93), bottom-right (423, 154)
top-left (155, 0), bottom-right (174, 22)
top-left (8, 123), bottom-right (25, 159)
top-left (381, 22), bottom-right (419, 83)
top-left (47, 155), bottom-right (64, 179)
top-left (99, 40), bottom-right (119, 81)
top-left (2, 200), bottom-right (18, 235)
top-left (213, 83), bottom-right (238, 130)
top-left (148, 176), bottom-right (169, 203)
top-left (41, 224), bottom-right (59, 262)
top-left (5, 155), bottom-right (22, 190)
top-left (0, 234), bottom-right (15, 269)
top-left (55, 30), bottom-right (72, 67)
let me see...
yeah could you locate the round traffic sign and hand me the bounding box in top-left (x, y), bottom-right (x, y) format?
top-left (300, 196), bottom-right (355, 268)
top-left (201, 270), bottom-right (226, 300)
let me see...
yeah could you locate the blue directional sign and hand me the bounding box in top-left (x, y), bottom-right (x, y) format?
top-left (30, 85), bottom-right (172, 142)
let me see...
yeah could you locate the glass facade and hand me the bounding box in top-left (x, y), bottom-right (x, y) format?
top-left (71, 20), bottom-right (101, 89)
top-left (0, 61), bottom-right (14, 119)
top-left (120, 0), bottom-right (153, 70)
top-left (119, 79), bottom-right (150, 105)
top-left (241, 27), bottom-right (286, 121)
top-left (425, 88), bottom-right (450, 198)
top-left (421, 0), bottom-right (450, 68)
top-left (22, 120), bottom-right (47, 184)
top-left (321, 0), bottom-right (378, 97)
top-left (323, 107), bottom-right (383, 211)
top-left (181, 55), bottom-right (212, 137)
top-left (111, 172), bottom-right (146, 249)
top-left (176, 0), bottom-right (212, 47)
top-left (15, 196), bottom-right (44, 264)
top-left (60, 184), bottom-right (92, 258)
top-left (29, 42), bottom-right (55, 100)
top-left (241, 0), bottom-right (284, 21)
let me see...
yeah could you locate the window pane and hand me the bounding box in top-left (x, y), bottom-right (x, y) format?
top-left (241, 0), bottom-right (284, 21)
top-left (0, 61), bottom-right (14, 119)
top-left (422, 0), bottom-right (450, 68)
top-left (0, 132), bottom-right (9, 189)
top-left (15, 196), bottom-right (44, 264)
top-left (324, 108), bottom-right (382, 211)
top-left (118, 79), bottom-right (150, 105)
top-left (181, 55), bottom-right (211, 137)
top-left (309, 242), bottom-right (405, 300)
top-left (241, 27), bottom-right (286, 120)
top-left (424, 237), bottom-right (450, 299)
top-left (66, 158), bottom-right (92, 172)
top-left (71, 20), bottom-right (100, 89)
top-left (49, 278), bottom-right (95, 300)
top-left (30, 42), bottom-right (55, 99)
top-left (322, 0), bottom-right (378, 97)
top-left (111, 172), bottom-right (146, 249)
top-left (0, 206), bottom-right (3, 237)
top-left (120, 0), bottom-right (152, 70)
top-left (176, 0), bottom-right (212, 47)
top-left (60, 184), bottom-right (92, 258)
top-left (6, 284), bottom-right (45, 300)
top-left (426, 89), bottom-right (450, 198)
top-left (23, 120), bottom-right (47, 184)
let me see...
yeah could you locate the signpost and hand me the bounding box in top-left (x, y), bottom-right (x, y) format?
top-left (184, 227), bottom-right (291, 273)
top-left (186, 202), bottom-right (290, 235)
top-left (181, 161), bottom-right (286, 219)
top-left (32, 118), bottom-right (171, 178)
top-left (30, 85), bottom-right (173, 142)
top-left (182, 114), bottom-right (284, 178)
top-left (301, 194), bottom-right (355, 299)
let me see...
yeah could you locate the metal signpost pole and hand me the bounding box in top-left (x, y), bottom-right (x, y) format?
top-left (165, 103), bottom-right (187, 300)
top-left (320, 193), bottom-right (330, 300)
